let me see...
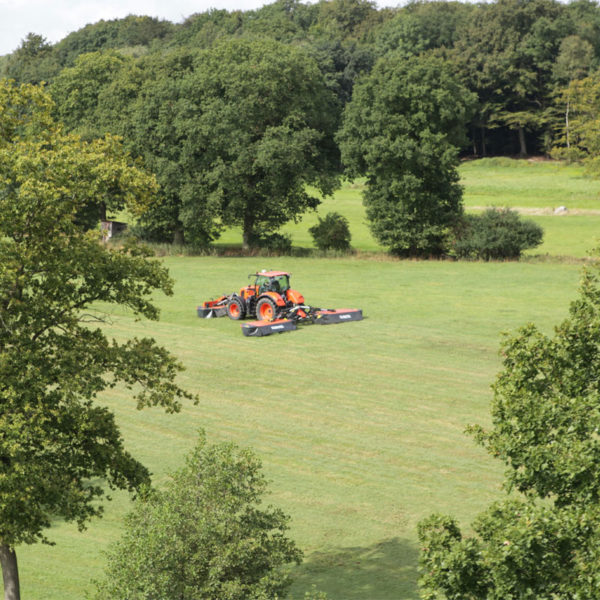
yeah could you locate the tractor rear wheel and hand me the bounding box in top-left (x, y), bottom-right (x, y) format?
top-left (227, 297), bottom-right (246, 320)
top-left (256, 297), bottom-right (277, 321)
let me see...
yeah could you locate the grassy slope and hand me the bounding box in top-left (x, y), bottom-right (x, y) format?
top-left (20, 258), bottom-right (581, 599)
top-left (14, 160), bottom-right (600, 598)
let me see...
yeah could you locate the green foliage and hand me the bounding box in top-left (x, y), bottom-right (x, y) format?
top-left (553, 35), bottom-right (595, 84)
top-left (168, 37), bottom-right (341, 248)
top-left (373, 1), bottom-right (472, 59)
top-left (0, 33), bottom-right (59, 84)
top-left (253, 231), bottom-right (293, 253)
top-left (94, 431), bottom-right (303, 600)
top-left (51, 50), bottom-right (130, 140)
top-left (52, 16), bottom-right (173, 68)
top-left (452, 208), bottom-right (544, 260)
top-left (0, 80), bottom-right (195, 592)
top-left (551, 72), bottom-right (600, 176)
top-left (308, 211), bottom-right (352, 251)
top-left (452, 0), bottom-right (569, 153)
top-left (338, 53), bottom-right (475, 257)
top-left (418, 258), bottom-right (600, 598)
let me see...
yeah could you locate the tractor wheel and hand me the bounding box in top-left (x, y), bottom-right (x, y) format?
top-left (227, 297), bottom-right (246, 320)
top-left (256, 297), bottom-right (277, 322)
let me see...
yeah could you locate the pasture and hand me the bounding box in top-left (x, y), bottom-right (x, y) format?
top-left (14, 160), bottom-right (600, 598)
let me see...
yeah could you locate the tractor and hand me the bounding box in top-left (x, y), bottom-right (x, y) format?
top-left (197, 270), bottom-right (363, 336)
top-left (225, 270), bottom-right (308, 322)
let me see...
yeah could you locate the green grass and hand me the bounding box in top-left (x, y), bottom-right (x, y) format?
top-left (12, 160), bottom-right (600, 598)
top-left (460, 157), bottom-right (600, 210)
top-left (218, 159), bottom-right (600, 258)
top-left (17, 257), bottom-right (584, 599)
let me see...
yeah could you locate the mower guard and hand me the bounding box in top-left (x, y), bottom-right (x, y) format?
top-left (314, 308), bottom-right (363, 324)
top-left (241, 319), bottom-right (297, 337)
top-left (197, 295), bottom-right (229, 318)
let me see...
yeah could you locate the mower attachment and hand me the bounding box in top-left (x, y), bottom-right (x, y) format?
top-left (197, 295), bottom-right (229, 318)
top-left (241, 319), bottom-right (297, 337)
top-left (313, 308), bottom-right (363, 324)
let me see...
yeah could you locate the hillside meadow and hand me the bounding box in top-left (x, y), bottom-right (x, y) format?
top-left (218, 158), bottom-right (600, 257)
top-left (13, 160), bottom-right (600, 598)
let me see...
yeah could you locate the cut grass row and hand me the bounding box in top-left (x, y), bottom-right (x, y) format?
top-left (18, 257), bottom-right (583, 599)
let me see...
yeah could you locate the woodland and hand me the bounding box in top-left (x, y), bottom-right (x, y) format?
top-left (2, 0), bottom-right (600, 251)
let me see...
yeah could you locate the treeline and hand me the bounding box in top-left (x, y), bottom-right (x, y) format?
top-left (4, 0), bottom-right (600, 155)
top-left (1, 0), bottom-right (598, 252)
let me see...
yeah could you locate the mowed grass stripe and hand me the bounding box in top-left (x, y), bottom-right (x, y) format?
top-left (16, 257), bottom-right (583, 600)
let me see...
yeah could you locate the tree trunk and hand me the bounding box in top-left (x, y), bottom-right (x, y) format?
top-left (0, 545), bottom-right (20, 600)
top-left (480, 125), bottom-right (486, 157)
top-left (173, 225), bottom-right (184, 245)
top-left (518, 126), bottom-right (527, 157)
top-left (565, 95), bottom-right (570, 149)
top-left (242, 214), bottom-right (254, 251)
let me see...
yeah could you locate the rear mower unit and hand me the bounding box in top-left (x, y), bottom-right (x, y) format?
top-left (197, 270), bottom-right (363, 336)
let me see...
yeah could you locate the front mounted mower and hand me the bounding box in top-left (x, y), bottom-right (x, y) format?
top-left (197, 270), bottom-right (363, 336)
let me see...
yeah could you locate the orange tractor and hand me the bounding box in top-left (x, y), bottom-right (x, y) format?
top-left (197, 270), bottom-right (363, 336)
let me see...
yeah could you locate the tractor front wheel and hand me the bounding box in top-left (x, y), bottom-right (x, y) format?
top-left (256, 297), bottom-right (277, 321)
top-left (227, 297), bottom-right (246, 320)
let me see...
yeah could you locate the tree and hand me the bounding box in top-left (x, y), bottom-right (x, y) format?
top-left (337, 53), bottom-right (474, 257)
top-left (453, 0), bottom-right (568, 156)
top-left (0, 80), bottom-right (195, 600)
top-left (0, 33), bottom-right (59, 85)
top-left (51, 50), bottom-right (130, 141)
top-left (54, 39), bottom-right (342, 248)
top-left (309, 211), bottom-right (352, 251)
top-left (171, 37), bottom-right (341, 248)
top-left (418, 256), bottom-right (600, 598)
top-left (94, 431), bottom-right (303, 600)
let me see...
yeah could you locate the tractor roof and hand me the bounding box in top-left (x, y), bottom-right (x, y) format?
top-left (255, 270), bottom-right (290, 277)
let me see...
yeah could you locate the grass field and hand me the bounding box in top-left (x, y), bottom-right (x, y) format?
top-left (218, 158), bottom-right (600, 257)
top-left (12, 160), bottom-right (600, 599)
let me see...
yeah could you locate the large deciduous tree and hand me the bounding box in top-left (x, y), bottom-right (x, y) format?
top-left (94, 432), bottom-right (303, 600)
top-left (171, 37), bottom-right (341, 248)
top-left (0, 80), bottom-right (195, 600)
top-left (53, 39), bottom-right (341, 248)
top-left (337, 53), bottom-right (474, 257)
top-left (418, 256), bottom-right (600, 598)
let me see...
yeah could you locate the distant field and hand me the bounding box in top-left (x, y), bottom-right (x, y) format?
top-left (18, 257), bottom-right (583, 599)
top-left (218, 158), bottom-right (600, 257)
top-left (459, 157), bottom-right (600, 210)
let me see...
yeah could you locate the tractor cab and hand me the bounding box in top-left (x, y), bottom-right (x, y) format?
top-left (252, 271), bottom-right (291, 295)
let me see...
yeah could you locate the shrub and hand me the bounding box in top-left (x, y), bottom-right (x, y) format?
top-left (309, 212), bottom-right (352, 251)
top-left (252, 231), bottom-right (293, 254)
top-left (94, 432), bottom-right (303, 600)
top-left (452, 208), bottom-right (543, 260)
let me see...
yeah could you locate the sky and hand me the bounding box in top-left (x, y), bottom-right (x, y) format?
top-left (0, 0), bottom-right (305, 56)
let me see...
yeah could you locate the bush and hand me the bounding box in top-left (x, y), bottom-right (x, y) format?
top-left (94, 432), bottom-right (302, 600)
top-left (452, 208), bottom-right (543, 260)
top-left (308, 212), bottom-right (352, 251)
top-left (249, 231), bottom-right (293, 254)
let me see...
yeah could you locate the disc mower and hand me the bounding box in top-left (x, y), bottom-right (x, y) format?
top-left (197, 270), bottom-right (363, 336)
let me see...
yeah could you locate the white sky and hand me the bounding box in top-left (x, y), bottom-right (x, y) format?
top-left (0, 0), bottom-right (297, 56)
